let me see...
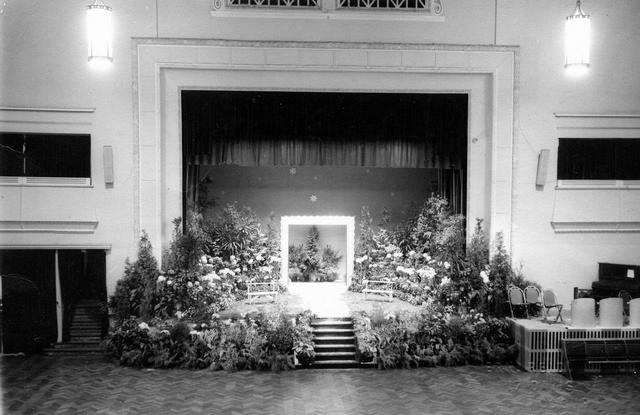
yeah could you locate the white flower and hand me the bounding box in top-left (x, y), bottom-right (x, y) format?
top-left (198, 286), bottom-right (203, 291)
top-left (269, 256), bottom-right (281, 263)
top-left (417, 267), bottom-right (436, 280)
top-left (255, 254), bottom-right (264, 261)
top-left (200, 255), bottom-right (208, 264)
top-left (157, 275), bottom-right (166, 283)
top-left (187, 281), bottom-right (193, 288)
top-left (167, 279), bottom-right (173, 285)
top-left (189, 330), bottom-right (198, 335)
top-left (355, 255), bottom-right (368, 264)
top-left (440, 276), bottom-right (451, 286)
top-left (444, 261), bottom-right (451, 270)
top-left (247, 259), bottom-right (254, 265)
top-left (422, 253), bottom-right (431, 260)
top-left (480, 271), bottom-right (490, 284)
top-left (408, 250), bottom-right (416, 257)
top-left (230, 255), bottom-right (236, 261)
top-left (220, 268), bottom-right (235, 276)
top-left (138, 322), bottom-right (149, 330)
top-left (194, 281), bottom-right (200, 286)
top-left (234, 268), bottom-right (241, 273)
top-left (386, 253), bottom-right (392, 259)
top-left (160, 329), bottom-right (170, 335)
top-left (393, 252), bottom-right (403, 258)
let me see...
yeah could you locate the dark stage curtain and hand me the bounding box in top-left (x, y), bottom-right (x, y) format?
top-left (182, 91), bottom-right (468, 213)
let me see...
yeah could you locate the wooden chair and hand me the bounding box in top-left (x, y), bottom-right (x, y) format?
top-left (507, 286), bottom-right (529, 319)
top-left (542, 289), bottom-right (564, 323)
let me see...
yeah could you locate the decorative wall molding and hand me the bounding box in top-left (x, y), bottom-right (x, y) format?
top-left (0, 177), bottom-right (92, 187)
top-left (0, 244), bottom-right (111, 250)
top-left (0, 220), bottom-right (98, 233)
top-left (551, 221), bottom-right (640, 233)
top-left (554, 113), bottom-right (640, 118)
top-left (0, 107), bottom-right (95, 113)
top-left (132, 39), bottom-right (517, 259)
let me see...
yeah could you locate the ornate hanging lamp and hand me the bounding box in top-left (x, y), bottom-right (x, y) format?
top-left (564, 0), bottom-right (590, 76)
top-left (87, 0), bottom-right (113, 68)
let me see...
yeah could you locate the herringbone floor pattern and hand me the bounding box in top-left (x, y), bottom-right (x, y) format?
top-left (1, 356), bottom-right (639, 414)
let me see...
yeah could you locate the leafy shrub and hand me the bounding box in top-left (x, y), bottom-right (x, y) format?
top-left (109, 232), bottom-right (159, 322)
top-left (352, 306), bottom-right (517, 369)
top-left (106, 310), bottom-right (315, 372)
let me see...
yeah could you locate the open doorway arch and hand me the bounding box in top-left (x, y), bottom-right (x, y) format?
top-left (280, 216), bottom-right (355, 287)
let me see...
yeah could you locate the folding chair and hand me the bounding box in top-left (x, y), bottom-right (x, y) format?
top-left (508, 286), bottom-right (529, 319)
top-left (542, 289), bottom-right (564, 323)
top-left (524, 285), bottom-right (542, 317)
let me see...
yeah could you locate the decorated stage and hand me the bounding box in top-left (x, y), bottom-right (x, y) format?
top-left (509, 317), bottom-right (640, 372)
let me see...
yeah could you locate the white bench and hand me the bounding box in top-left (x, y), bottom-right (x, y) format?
top-left (247, 281), bottom-right (279, 304)
top-left (362, 279), bottom-right (394, 302)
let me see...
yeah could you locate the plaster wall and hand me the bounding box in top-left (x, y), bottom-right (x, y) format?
top-left (0, 0), bottom-right (639, 304)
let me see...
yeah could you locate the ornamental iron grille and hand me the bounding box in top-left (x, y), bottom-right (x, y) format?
top-left (218, 0), bottom-right (320, 9)
top-left (212, 0), bottom-right (443, 13)
top-left (338, 0), bottom-right (437, 12)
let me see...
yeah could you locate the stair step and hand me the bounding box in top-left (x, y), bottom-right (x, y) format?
top-left (313, 328), bottom-right (353, 335)
top-left (43, 348), bottom-right (105, 356)
top-left (55, 341), bottom-right (102, 348)
top-left (70, 337), bottom-right (102, 342)
top-left (311, 320), bottom-right (353, 326)
top-left (311, 359), bottom-right (360, 368)
top-left (315, 352), bottom-right (356, 361)
top-left (67, 340), bottom-right (103, 345)
top-left (314, 336), bottom-right (355, 343)
top-left (314, 344), bottom-right (355, 349)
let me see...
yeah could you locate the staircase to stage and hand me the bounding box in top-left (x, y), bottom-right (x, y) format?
top-left (311, 317), bottom-right (358, 368)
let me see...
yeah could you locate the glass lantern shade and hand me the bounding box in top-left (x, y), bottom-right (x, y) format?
top-left (564, 1), bottom-right (590, 76)
top-left (87, 2), bottom-right (112, 68)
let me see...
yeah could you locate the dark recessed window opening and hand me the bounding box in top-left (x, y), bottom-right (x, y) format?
top-left (0, 133), bottom-right (91, 178)
top-left (557, 138), bottom-right (640, 180)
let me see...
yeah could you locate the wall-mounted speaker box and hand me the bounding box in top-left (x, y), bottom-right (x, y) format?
top-left (536, 149), bottom-right (550, 186)
top-left (103, 145), bottom-right (114, 184)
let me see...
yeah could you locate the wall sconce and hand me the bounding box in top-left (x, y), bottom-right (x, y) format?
top-left (87, 0), bottom-right (113, 68)
top-left (565, 0), bottom-right (590, 76)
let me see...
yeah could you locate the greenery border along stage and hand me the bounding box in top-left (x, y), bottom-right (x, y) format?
top-left (352, 307), bottom-right (516, 369)
top-left (105, 195), bottom-right (539, 371)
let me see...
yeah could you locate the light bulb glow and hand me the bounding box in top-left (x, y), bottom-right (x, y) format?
top-left (87, 2), bottom-right (112, 67)
top-left (564, 1), bottom-right (590, 76)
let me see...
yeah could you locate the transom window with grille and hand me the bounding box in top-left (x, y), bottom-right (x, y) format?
top-left (213, 0), bottom-right (443, 14)
top-left (557, 138), bottom-right (640, 180)
top-left (0, 133), bottom-right (91, 185)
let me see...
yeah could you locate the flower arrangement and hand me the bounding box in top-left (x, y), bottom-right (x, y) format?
top-left (288, 226), bottom-right (343, 282)
top-left (351, 196), bottom-right (538, 316)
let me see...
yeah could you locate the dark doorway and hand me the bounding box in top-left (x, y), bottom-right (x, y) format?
top-left (0, 249), bottom-right (107, 352)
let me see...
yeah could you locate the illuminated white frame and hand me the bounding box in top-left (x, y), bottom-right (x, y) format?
top-left (280, 215), bottom-right (355, 286)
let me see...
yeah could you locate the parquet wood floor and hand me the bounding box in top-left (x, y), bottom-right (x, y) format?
top-left (1, 356), bottom-right (639, 414)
